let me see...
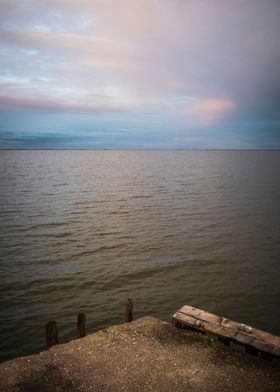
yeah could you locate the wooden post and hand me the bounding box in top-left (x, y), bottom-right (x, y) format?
top-left (77, 313), bottom-right (86, 338)
top-left (46, 321), bottom-right (58, 349)
top-left (125, 298), bottom-right (133, 322)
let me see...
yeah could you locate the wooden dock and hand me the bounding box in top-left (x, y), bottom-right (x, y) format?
top-left (172, 305), bottom-right (280, 359)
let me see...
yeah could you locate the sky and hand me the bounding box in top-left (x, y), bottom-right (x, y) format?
top-left (0, 0), bottom-right (279, 149)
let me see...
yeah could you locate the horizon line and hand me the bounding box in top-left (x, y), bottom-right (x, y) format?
top-left (0, 148), bottom-right (280, 152)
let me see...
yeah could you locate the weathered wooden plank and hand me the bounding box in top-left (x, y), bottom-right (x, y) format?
top-left (172, 306), bottom-right (280, 358)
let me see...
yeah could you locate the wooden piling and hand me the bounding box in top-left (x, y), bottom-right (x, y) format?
top-left (46, 321), bottom-right (58, 349)
top-left (77, 313), bottom-right (86, 338)
top-left (125, 298), bottom-right (133, 322)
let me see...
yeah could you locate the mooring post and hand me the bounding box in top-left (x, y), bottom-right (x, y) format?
top-left (77, 313), bottom-right (86, 338)
top-left (125, 298), bottom-right (133, 322)
top-left (46, 321), bottom-right (58, 349)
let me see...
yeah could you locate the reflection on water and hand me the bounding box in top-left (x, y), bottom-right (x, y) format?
top-left (0, 150), bottom-right (280, 361)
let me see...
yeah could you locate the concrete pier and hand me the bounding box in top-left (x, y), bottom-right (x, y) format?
top-left (0, 317), bottom-right (279, 391)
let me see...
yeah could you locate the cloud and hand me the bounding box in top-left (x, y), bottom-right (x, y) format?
top-left (0, 0), bottom-right (279, 148)
top-left (186, 98), bottom-right (236, 124)
top-left (0, 94), bottom-right (129, 113)
top-left (1, 1), bottom-right (279, 102)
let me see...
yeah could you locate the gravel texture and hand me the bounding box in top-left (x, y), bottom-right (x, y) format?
top-left (0, 316), bottom-right (279, 391)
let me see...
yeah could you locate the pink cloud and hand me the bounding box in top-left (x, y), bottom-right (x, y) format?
top-left (186, 98), bottom-right (236, 124)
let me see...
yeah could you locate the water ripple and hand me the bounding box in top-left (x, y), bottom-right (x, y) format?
top-left (0, 150), bottom-right (280, 362)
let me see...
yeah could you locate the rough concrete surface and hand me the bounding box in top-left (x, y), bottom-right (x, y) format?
top-left (0, 317), bottom-right (279, 391)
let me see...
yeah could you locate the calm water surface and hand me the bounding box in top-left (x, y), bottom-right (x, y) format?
top-left (0, 150), bottom-right (279, 361)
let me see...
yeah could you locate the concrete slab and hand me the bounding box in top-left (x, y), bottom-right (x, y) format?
top-left (0, 317), bottom-right (279, 391)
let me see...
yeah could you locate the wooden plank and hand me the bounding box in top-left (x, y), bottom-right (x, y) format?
top-left (172, 306), bottom-right (280, 358)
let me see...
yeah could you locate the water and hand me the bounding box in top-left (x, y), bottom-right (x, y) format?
top-left (0, 150), bottom-right (279, 362)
